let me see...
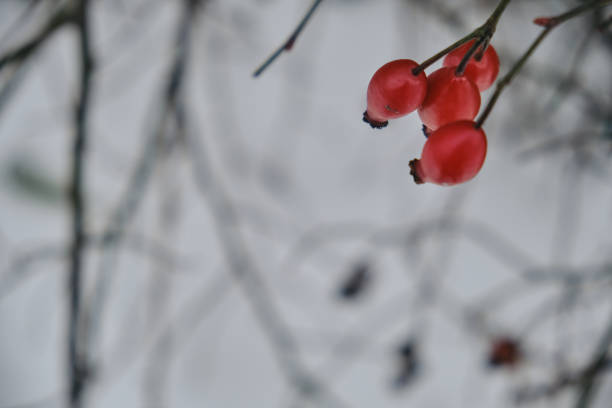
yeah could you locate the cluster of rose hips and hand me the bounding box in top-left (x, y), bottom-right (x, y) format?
top-left (363, 40), bottom-right (500, 186)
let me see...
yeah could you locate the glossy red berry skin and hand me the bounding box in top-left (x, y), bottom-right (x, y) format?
top-left (443, 40), bottom-right (500, 91)
top-left (417, 67), bottom-right (481, 131)
top-left (409, 121), bottom-right (487, 186)
top-left (363, 59), bottom-right (427, 128)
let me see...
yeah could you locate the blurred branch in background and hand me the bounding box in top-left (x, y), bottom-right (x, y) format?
top-left (80, 1), bottom-right (202, 406)
top-left (186, 96), bottom-right (351, 408)
top-left (67, 0), bottom-right (94, 406)
top-left (0, 1), bottom-right (73, 120)
top-left (0, 232), bottom-right (191, 304)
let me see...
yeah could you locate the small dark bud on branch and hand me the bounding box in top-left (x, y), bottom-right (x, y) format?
top-left (338, 260), bottom-right (371, 299)
top-left (533, 17), bottom-right (558, 28)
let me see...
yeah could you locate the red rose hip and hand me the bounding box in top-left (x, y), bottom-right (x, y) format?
top-left (363, 59), bottom-right (427, 129)
top-left (443, 40), bottom-right (500, 91)
top-left (417, 67), bottom-right (481, 131)
top-left (409, 121), bottom-right (487, 186)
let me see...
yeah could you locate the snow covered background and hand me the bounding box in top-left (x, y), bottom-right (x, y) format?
top-left (1, 0), bottom-right (612, 407)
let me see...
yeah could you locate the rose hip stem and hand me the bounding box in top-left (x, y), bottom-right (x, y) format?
top-left (475, 0), bottom-right (612, 128)
top-left (412, 0), bottom-right (513, 75)
top-left (454, 37), bottom-right (487, 76)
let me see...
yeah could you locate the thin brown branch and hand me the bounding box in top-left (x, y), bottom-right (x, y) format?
top-left (413, 0), bottom-right (513, 74)
top-left (253, 0), bottom-right (324, 77)
top-left (476, 0), bottom-right (612, 127)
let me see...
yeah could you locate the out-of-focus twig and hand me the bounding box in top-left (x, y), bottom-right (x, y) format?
top-left (98, 272), bottom-right (232, 389)
top-left (284, 217), bottom-right (535, 278)
top-left (0, 0), bottom-right (40, 49)
top-left (513, 317), bottom-right (612, 406)
top-left (81, 0), bottom-right (200, 374)
top-left (66, 0), bottom-right (94, 406)
top-left (0, 245), bottom-right (63, 302)
top-left (0, 233), bottom-right (192, 304)
top-left (0, 3), bottom-right (71, 71)
top-left (516, 59), bottom-right (610, 121)
top-left (185, 106), bottom-right (349, 408)
top-left (0, 2), bottom-right (72, 119)
top-left (0, 63), bottom-right (28, 120)
top-left (542, 27), bottom-right (596, 116)
top-left (142, 34), bottom-right (187, 404)
top-left (574, 310), bottom-right (612, 407)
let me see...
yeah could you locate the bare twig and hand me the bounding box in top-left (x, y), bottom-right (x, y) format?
top-left (0, 4), bottom-right (71, 71)
top-left (142, 23), bottom-right (188, 403)
top-left (81, 0), bottom-right (200, 372)
top-left (513, 312), bottom-right (612, 406)
top-left (0, 245), bottom-right (64, 302)
top-left (476, 0), bottom-right (612, 127)
top-left (0, 233), bottom-right (192, 305)
top-left (141, 275), bottom-right (230, 405)
top-left (575, 310), bottom-right (612, 407)
top-left (0, 3), bottom-right (72, 119)
top-left (542, 27), bottom-right (597, 116)
top-left (284, 217), bottom-right (535, 278)
top-left (0, 64), bottom-right (28, 120)
top-left (66, 0), bottom-right (94, 406)
top-left (253, 0), bottom-right (324, 77)
top-left (413, 0), bottom-right (513, 74)
top-left (0, 0), bottom-right (40, 49)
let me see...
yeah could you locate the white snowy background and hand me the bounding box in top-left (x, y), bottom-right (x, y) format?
top-left (0, 0), bottom-right (611, 407)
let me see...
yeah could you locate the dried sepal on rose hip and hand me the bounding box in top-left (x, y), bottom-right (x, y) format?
top-left (417, 66), bottom-right (481, 131)
top-left (421, 124), bottom-right (432, 138)
top-left (409, 120), bottom-right (487, 186)
top-left (363, 59), bottom-right (427, 129)
top-left (443, 39), bottom-right (500, 92)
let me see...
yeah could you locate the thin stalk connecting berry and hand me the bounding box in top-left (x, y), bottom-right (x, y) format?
top-left (455, 37), bottom-right (487, 76)
top-left (475, 0), bottom-right (612, 128)
top-left (412, 0), bottom-right (513, 75)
